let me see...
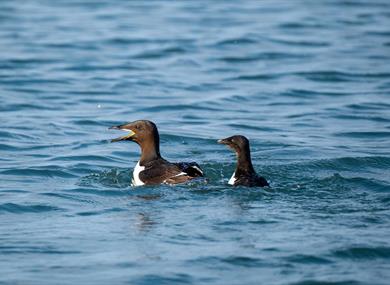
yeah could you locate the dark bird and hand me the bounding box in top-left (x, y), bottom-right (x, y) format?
top-left (218, 135), bottom-right (269, 187)
top-left (110, 120), bottom-right (204, 186)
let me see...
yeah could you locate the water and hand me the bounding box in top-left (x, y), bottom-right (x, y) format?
top-left (1, 0), bottom-right (390, 284)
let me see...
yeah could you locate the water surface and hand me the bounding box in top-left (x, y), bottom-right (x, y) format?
top-left (1, 1), bottom-right (390, 284)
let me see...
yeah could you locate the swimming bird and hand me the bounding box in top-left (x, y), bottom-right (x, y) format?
top-left (218, 135), bottom-right (269, 187)
top-left (110, 120), bottom-right (204, 186)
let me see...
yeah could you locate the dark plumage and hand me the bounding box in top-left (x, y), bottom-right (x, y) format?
top-left (218, 135), bottom-right (269, 187)
top-left (110, 120), bottom-right (203, 186)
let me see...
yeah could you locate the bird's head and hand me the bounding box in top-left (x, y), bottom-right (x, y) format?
top-left (109, 120), bottom-right (159, 146)
top-left (218, 135), bottom-right (250, 154)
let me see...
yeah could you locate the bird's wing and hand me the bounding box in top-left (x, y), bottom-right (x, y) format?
top-left (173, 162), bottom-right (204, 177)
top-left (139, 160), bottom-right (203, 185)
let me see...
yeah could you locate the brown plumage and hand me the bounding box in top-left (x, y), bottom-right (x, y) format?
top-left (218, 135), bottom-right (269, 187)
top-left (110, 120), bottom-right (204, 186)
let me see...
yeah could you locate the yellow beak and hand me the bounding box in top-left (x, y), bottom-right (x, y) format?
top-left (110, 128), bottom-right (136, 142)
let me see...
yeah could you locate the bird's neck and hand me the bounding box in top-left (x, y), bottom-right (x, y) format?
top-left (235, 148), bottom-right (255, 176)
top-left (139, 137), bottom-right (161, 165)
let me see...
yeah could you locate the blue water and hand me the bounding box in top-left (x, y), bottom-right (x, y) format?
top-left (1, 0), bottom-right (390, 284)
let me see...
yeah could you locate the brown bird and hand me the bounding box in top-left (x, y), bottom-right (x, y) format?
top-left (218, 135), bottom-right (268, 187)
top-left (110, 120), bottom-right (204, 186)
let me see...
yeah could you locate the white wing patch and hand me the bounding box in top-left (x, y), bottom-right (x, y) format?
top-left (190, 165), bottom-right (203, 175)
top-left (228, 171), bottom-right (236, 185)
top-left (163, 172), bottom-right (188, 184)
top-left (132, 161), bottom-right (145, 186)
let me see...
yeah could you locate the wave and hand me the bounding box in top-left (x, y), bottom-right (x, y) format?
top-left (289, 280), bottom-right (361, 285)
top-left (0, 245), bottom-right (79, 254)
top-left (332, 246), bottom-right (390, 259)
top-left (219, 52), bottom-right (310, 63)
top-left (334, 131), bottom-right (390, 139)
top-left (228, 71), bottom-right (390, 82)
top-left (285, 254), bottom-right (332, 264)
top-left (79, 168), bottom-right (133, 189)
top-left (0, 203), bottom-right (62, 214)
top-left (0, 168), bottom-right (78, 178)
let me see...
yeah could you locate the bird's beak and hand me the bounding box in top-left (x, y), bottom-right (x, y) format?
top-left (217, 138), bottom-right (229, 145)
top-left (109, 125), bottom-right (136, 142)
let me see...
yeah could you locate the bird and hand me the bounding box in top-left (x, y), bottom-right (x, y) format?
top-left (109, 120), bottom-right (204, 186)
top-left (218, 135), bottom-right (269, 187)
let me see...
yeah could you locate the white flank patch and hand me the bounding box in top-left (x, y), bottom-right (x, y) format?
top-left (228, 171), bottom-right (236, 185)
top-left (132, 161), bottom-right (145, 186)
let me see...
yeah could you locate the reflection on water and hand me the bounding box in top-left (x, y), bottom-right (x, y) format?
top-left (135, 212), bottom-right (157, 232)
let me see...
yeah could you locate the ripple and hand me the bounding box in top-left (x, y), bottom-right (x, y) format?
top-left (79, 168), bottom-right (132, 189)
top-left (1, 0), bottom-right (390, 284)
top-left (314, 174), bottom-right (389, 193)
top-left (281, 89), bottom-right (353, 98)
top-left (215, 37), bottom-right (258, 46)
top-left (290, 280), bottom-right (361, 285)
top-left (227, 123), bottom-right (280, 132)
top-left (285, 254), bottom-right (332, 264)
top-left (0, 245), bottom-right (79, 255)
top-left (346, 102), bottom-right (390, 110)
top-left (332, 114), bottom-right (390, 123)
top-left (248, 219), bottom-right (278, 225)
top-left (0, 203), bottom-right (63, 214)
top-left (0, 78), bottom-right (69, 86)
top-left (278, 22), bottom-right (326, 29)
top-left (133, 47), bottom-right (189, 59)
top-left (0, 103), bottom-right (59, 112)
top-left (131, 273), bottom-right (194, 285)
top-left (298, 71), bottom-right (390, 82)
top-left (335, 131), bottom-right (390, 139)
top-left (50, 154), bottom-right (118, 163)
top-left (219, 52), bottom-right (309, 63)
top-left (103, 37), bottom-right (152, 45)
top-left (0, 168), bottom-right (77, 178)
top-left (0, 143), bottom-right (20, 151)
top-left (76, 207), bottom-right (126, 216)
top-left (0, 58), bottom-right (57, 69)
top-left (227, 73), bottom-right (283, 81)
top-left (138, 104), bottom-right (221, 112)
top-left (332, 246), bottom-right (390, 260)
top-left (70, 119), bottom-right (108, 126)
top-left (223, 256), bottom-right (265, 267)
top-left (269, 38), bottom-right (330, 47)
top-left (306, 156), bottom-right (390, 171)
